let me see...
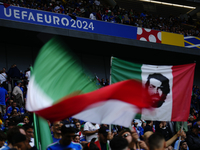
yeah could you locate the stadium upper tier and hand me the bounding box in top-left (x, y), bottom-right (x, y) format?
top-left (0, 0), bottom-right (200, 49)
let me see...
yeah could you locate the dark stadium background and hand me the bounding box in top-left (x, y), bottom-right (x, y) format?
top-left (1, 0), bottom-right (200, 84)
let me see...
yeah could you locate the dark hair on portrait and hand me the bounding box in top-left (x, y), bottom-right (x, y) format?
top-left (145, 73), bottom-right (170, 107)
top-left (145, 73), bottom-right (170, 95)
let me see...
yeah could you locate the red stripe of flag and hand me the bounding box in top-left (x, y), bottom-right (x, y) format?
top-left (35, 79), bottom-right (153, 122)
top-left (171, 63), bottom-right (195, 121)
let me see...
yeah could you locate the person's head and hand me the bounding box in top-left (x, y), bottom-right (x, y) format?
top-left (106, 79), bottom-right (109, 83)
top-left (7, 126), bottom-right (26, 146)
top-left (23, 117), bottom-right (29, 124)
top-left (12, 132), bottom-right (30, 150)
top-left (145, 73), bottom-right (170, 108)
top-left (60, 124), bottom-right (77, 145)
top-left (143, 131), bottom-right (153, 145)
top-left (98, 126), bottom-right (109, 144)
top-left (53, 121), bottom-right (62, 135)
top-left (2, 67), bottom-right (6, 72)
top-left (17, 80), bottom-right (22, 86)
top-left (148, 132), bottom-right (166, 150)
top-left (72, 118), bottom-right (79, 124)
top-left (188, 115), bottom-right (194, 122)
top-left (83, 138), bottom-right (99, 150)
top-left (12, 102), bottom-right (17, 108)
top-left (80, 124), bottom-right (84, 132)
top-left (9, 99), bottom-right (13, 105)
top-left (110, 136), bottom-right (129, 150)
top-left (142, 121), bottom-right (146, 128)
top-left (11, 108), bottom-right (18, 117)
top-left (8, 119), bottom-right (17, 129)
top-left (75, 122), bottom-right (81, 130)
top-left (192, 124), bottom-right (200, 135)
top-left (118, 129), bottom-right (132, 144)
top-left (73, 135), bottom-right (80, 143)
top-left (146, 120), bottom-right (153, 127)
top-left (5, 119), bottom-right (9, 127)
top-left (0, 130), bottom-right (6, 148)
top-left (23, 124), bottom-right (34, 141)
top-left (180, 141), bottom-right (187, 150)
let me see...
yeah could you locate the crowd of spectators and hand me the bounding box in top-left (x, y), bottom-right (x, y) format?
top-left (2, 0), bottom-right (200, 37)
top-left (0, 65), bottom-right (200, 150)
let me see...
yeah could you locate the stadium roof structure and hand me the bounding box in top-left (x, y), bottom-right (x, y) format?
top-left (111, 0), bottom-right (200, 17)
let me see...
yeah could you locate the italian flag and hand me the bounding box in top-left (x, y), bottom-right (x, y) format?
top-left (26, 37), bottom-right (154, 127)
top-left (111, 57), bottom-right (196, 121)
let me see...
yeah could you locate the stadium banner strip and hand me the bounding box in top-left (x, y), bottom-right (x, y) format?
top-left (195, 37), bottom-right (200, 41)
top-left (0, 5), bottom-right (137, 40)
top-left (184, 36), bottom-right (196, 39)
top-left (184, 40), bottom-right (200, 49)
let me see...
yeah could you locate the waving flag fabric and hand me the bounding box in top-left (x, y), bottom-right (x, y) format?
top-left (26, 37), bottom-right (154, 127)
top-left (111, 57), bottom-right (195, 121)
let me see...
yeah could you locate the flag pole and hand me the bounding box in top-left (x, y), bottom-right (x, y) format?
top-left (176, 121), bottom-right (183, 150)
top-left (33, 113), bottom-right (40, 150)
top-left (109, 56), bottom-right (113, 133)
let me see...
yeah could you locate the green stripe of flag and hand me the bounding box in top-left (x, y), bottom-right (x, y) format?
top-left (32, 37), bottom-right (98, 103)
top-left (111, 57), bottom-right (142, 83)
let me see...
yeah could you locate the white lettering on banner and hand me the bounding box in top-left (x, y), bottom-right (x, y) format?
top-left (53, 16), bottom-right (60, 25)
top-left (22, 11), bottom-right (27, 19)
top-left (4, 8), bottom-right (11, 17)
top-left (88, 22), bottom-right (94, 30)
top-left (61, 17), bottom-right (69, 26)
top-left (44, 14), bottom-right (51, 24)
top-left (28, 12), bottom-right (35, 21)
top-left (37, 13), bottom-right (43, 22)
top-left (83, 21), bottom-right (88, 30)
top-left (77, 20), bottom-right (82, 28)
top-left (70, 19), bottom-right (76, 28)
top-left (14, 9), bottom-right (20, 19)
top-left (2, 7), bottom-right (95, 31)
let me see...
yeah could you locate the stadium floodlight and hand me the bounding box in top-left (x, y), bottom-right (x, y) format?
top-left (140, 0), bottom-right (196, 9)
top-left (151, 0), bottom-right (161, 4)
top-left (161, 2), bottom-right (172, 6)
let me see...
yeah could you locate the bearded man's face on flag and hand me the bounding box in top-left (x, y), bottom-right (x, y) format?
top-left (145, 73), bottom-right (170, 108)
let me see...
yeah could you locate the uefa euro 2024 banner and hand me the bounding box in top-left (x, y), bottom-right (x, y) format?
top-left (0, 5), bottom-right (137, 40)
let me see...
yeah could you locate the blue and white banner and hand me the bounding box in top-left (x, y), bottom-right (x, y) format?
top-left (0, 5), bottom-right (137, 40)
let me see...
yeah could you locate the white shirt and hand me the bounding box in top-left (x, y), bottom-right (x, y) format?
top-left (84, 122), bottom-right (100, 142)
top-left (30, 138), bottom-right (35, 147)
top-left (94, 0), bottom-right (100, 6)
top-left (89, 13), bottom-right (96, 20)
top-left (25, 71), bottom-right (30, 81)
top-left (0, 73), bottom-right (7, 84)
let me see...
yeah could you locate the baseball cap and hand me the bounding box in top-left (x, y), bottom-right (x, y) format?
top-left (99, 126), bottom-right (109, 137)
top-left (61, 123), bottom-right (77, 134)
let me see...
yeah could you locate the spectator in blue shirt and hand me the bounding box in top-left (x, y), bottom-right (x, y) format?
top-left (0, 84), bottom-right (8, 115)
top-left (47, 123), bottom-right (82, 150)
top-left (7, 102), bottom-right (20, 116)
top-left (109, 12), bottom-right (116, 23)
top-left (52, 121), bottom-right (62, 143)
top-left (102, 11), bottom-right (109, 21)
top-left (139, 121), bottom-right (146, 140)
